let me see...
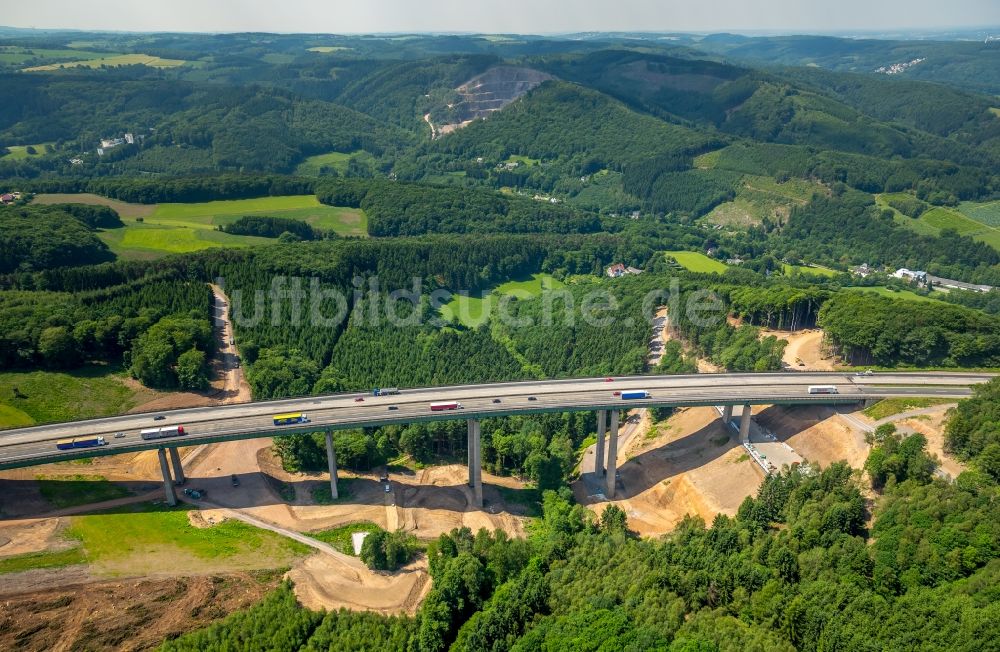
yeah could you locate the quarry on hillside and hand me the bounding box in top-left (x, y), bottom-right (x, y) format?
top-left (428, 66), bottom-right (554, 137)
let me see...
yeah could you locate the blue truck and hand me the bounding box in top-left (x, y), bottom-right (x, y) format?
top-left (621, 390), bottom-right (650, 400)
top-left (56, 436), bottom-right (107, 450)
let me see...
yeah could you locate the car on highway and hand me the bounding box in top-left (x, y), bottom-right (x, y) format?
top-left (114, 432), bottom-right (126, 438)
top-left (354, 397), bottom-right (364, 402)
top-left (384, 484), bottom-right (392, 493)
top-left (153, 415), bottom-right (165, 421)
top-left (492, 398), bottom-right (501, 403)
top-left (613, 391), bottom-right (621, 396)
top-left (527, 396), bottom-right (537, 401)
top-left (856, 369), bottom-right (874, 376)
top-left (388, 405), bottom-right (398, 411)
top-left (231, 474), bottom-right (240, 487)
top-left (605, 377), bottom-right (614, 382)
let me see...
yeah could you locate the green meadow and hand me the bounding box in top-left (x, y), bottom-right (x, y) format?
top-left (33, 193), bottom-right (367, 258)
top-left (0, 367), bottom-right (158, 429)
top-left (665, 251), bottom-right (729, 274)
top-left (844, 286), bottom-right (946, 303)
top-left (294, 150), bottom-right (373, 176)
top-left (1, 143), bottom-right (53, 159)
top-left (0, 502), bottom-right (310, 576)
top-left (441, 274), bottom-right (566, 327)
top-left (782, 263), bottom-right (839, 278)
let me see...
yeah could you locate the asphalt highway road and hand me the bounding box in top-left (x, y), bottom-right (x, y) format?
top-left (0, 372), bottom-right (991, 470)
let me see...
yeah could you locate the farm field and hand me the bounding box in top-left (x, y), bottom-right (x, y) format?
top-left (23, 53), bottom-right (187, 71)
top-left (440, 273), bottom-right (565, 327)
top-left (844, 286), bottom-right (947, 303)
top-left (0, 46), bottom-right (109, 66)
top-left (308, 46), bottom-right (352, 53)
top-left (31, 193), bottom-right (367, 258)
top-left (958, 200), bottom-right (1000, 228)
top-left (0, 367), bottom-right (161, 429)
top-left (665, 250), bottom-right (728, 273)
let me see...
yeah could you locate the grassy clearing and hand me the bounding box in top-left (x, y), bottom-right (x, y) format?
top-left (0, 366), bottom-right (159, 429)
top-left (309, 521), bottom-right (384, 555)
top-left (702, 198), bottom-right (768, 227)
top-left (991, 108), bottom-right (1000, 118)
top-left (36, 474), bottom-right (132, 509)
top-left (294, 150), bottom-right (357, 176)
top-left (920, 207), bottom-right (984, 235)
top-left (24, 53), bottom-right (186, 71)
top-left (1, 143), bottom-right (53, 160)
top-left (67, 503), bottom-right (310, 572)
top-left (862, 397), bottom-right (955, 421)
top-left (505, 154), bottom-right (541, 166)
top-left (879, 194), bottom-right (1000, 250)
top-left (0, 548), bottom-right (87, 575)
top-left (308, 46), bottom-right (352, 53)
top-left (32, 193), bottom-right (367, 258)
top-left (440, 273), bottom-right (565, 327)
top-left (665, 251), bottom-right (728, 274)
top-left (702, 176), bottom-right (819, 228)
top-left (844, 286), bottom-right (946, 303)
top-left (782, 263), bottom-right (839, 278)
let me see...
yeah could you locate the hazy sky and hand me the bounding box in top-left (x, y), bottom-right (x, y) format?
top-left (3, 0), bottom-right (999, 34)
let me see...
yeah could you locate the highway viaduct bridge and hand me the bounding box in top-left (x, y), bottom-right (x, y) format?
top-left (0, 372), bottom-right (991, 507)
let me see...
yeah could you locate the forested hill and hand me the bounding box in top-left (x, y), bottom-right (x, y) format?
top-left (412, 81), bottom-right (721, 173)
top-left (688, 33), bottom-right (1000, 95)
top-left (532, 50), bottom-right (998, 166)
top-left (0, 73), bottom-right (410, 176)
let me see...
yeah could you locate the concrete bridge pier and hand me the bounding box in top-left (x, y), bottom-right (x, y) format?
top-left (157, 448), bottom-right (177, 506)
top-left (467, 418), bottom-right (482, 507)
top-left (595, 410), bottom-right (607, 477)
top-left (722, 404), bottom-right (733, 427)
top-left (168, 447), bottom-right (185, 485)
top-left (739, 404), bottom-right (752, 444)
top-left (325, 432), bottom-right (338, 500)
top-left (605, 409), bottom-right (620, 499)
